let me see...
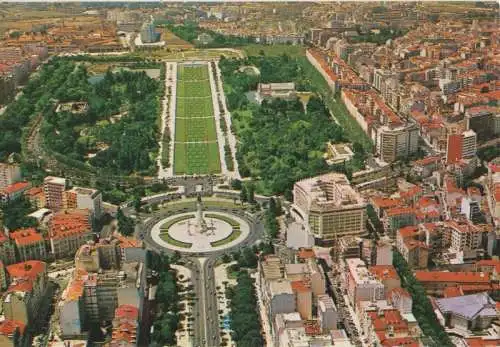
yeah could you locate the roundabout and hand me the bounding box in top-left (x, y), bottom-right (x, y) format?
top-left (148, 197), bottom-right (252, 254)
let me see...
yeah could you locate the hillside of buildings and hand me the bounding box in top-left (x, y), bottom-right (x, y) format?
top-left (0, 2), bottom-right (498, 347)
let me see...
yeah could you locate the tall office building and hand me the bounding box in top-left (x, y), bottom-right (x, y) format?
top-left (43, 176), bottom-right (66, 210)
top-left (0, 163), bottom-right (21, 189)
top-left (292, 173), bottom-right (367, 245)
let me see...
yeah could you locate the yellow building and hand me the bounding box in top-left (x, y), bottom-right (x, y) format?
top-left (3, 261), bottom-right (48, 326)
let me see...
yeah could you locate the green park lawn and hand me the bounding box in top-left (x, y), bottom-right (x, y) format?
top-left (173, 63), bottom-right (221, 175)
top-left (174, 142), bottom-right (221, 175)
top-left (159, 232), bottom-right (192, 248)
top-left (210, 228), bottom-right (241, 247)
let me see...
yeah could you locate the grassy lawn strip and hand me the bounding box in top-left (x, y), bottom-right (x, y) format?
top-left (210, 228), bottom-right (241, 247)
top-left (159, 232), bottom-right (192, 249)
top-left (160, 214), bottom-right (195, 230)
top-left (173, 63), bottom-right (221, 175)
top-left (205, 213), bottom-right (240, 227)
top-left (298, 57), bottom-right (373, 153)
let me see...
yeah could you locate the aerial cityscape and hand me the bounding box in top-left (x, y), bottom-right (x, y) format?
top-left (0, 1), bottom-right (498, 347)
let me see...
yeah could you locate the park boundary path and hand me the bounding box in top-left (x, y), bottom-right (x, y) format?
top-left (213, 61), bottom-right (241, 179)
top-left (158, 62), bottom-right (177, 178)
top-left (208, 61), bottom-right (229, 178)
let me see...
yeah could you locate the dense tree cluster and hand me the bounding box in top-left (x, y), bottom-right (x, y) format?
top-left (226, 270), bottom-right (263, 346)
top-left (349, 27), bottom-right (408, 46)
top-left (0, 60), bottom-right (75, 160)
top-left (1, 197), bottom-right (37, 230)
top-left (148, 252), bottom-right (180, 346)
top-left (166, 22), bottom-right (254, 48)
top-left (116, 208), bottom-right (135, 236)
top-left (393, 252), bottom-right (454, 347)
top-left (236, 97), bottom-right (344, 194)
top-left (265, 197), bottom-right (281, 239)
top-left (41, 64), bottom-right (161, 175)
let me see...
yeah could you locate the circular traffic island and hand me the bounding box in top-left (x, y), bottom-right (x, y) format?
top-left (150, 211), bottom-right (250, 254)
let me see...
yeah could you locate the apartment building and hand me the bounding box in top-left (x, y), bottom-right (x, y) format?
top-left (396, 226), bottom-right (430, 269)
top-left (58, 273), bottom-right (86, 338)
top-left (345, 258), bottom-right (385, 305)
top-left (386, 287), bottom-right (412, 315)
top-left (49, 209), bottom-right (93, 259)
top-left (0, 163), bottom-right (21, 189)
top-left (111, 304), bottom-right (139, 346)
top-left (3, 261), bottom-right (48, 326)
top-left (264, 279), bottom-right (296, 324)
top-left (0, 319), bottom-right (26, 347)
top-left (0, 181), bottom-right (31, 205)
top-left (43, 176), bottom-right (66, 210)
top-left (0, 232), bottom-right (17, 265)
top-left (291, 280), bottom-right (312, 320)
top-left (465, 106), bottom-right (499, 142)
top-left (24, 186), bottom-right (45, 209)
top-left (414, 271), bottom-right (491, 295)
top-left (365, 309), bottom-right (420, 347)
top-left (368, 265), bottom-right (401, 293)
top-left (317, 294), bottom-right (338, 333)
top-left (9, 228), bottom-right (47, 262)
top-left (292, 173), bottom-right (366, 245)
top-left (446, 130), bottom-right (477, 164)
top-left (64, 187), bottom-right (103, 221)
top-left (377, 123), bottom-right (420, 163)
top-left (446, 221), bottom-right (486, 255)
top-left (284, 260), bottom-right (326, 297)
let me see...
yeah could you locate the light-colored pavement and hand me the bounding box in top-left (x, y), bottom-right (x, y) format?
top-left (172, 264), bottom-right (194, 347)
top-left (213, 61), bottom-right (240, 179)
top-left (149, 211), bottom-right (250, 253)
top-left (207, 61), bottom-right (230, 178)
top-left (158, 62), bottom-right (177, 179)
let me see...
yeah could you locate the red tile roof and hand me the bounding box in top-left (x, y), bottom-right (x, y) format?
top-left (443, 286), bottom-right (463, 298)
top-left (371, 197), bottom-right (401, 209)
top-left (0, 319), bottom-right (26, 337)
top-left (291, 280), bottom-right (312, 293)
top-left (9, 228), bottom-right (43, 246)
top-left (49, 209), bottom-right (90, 240)
top-left (404, 239), bottom-right (429, 251)
top-left (415, 271), bottom-right (490, 284)
top-left (0, 181), bottom-right (30, 195)
top-left (369, 265), bottom-right (400, 281)
top-left (386, 207), bottom-right (415, 217)
top-left (6, 260), bottom-right (45, 280)
top-left (115, 304), bottom-right (139, 320)
top-left (380, 337), bottom-right (419, 347)
top-left (446, 134), bottom-right (463, 164)
top-left (387, 287), bottom-right (411, 300)
top-left (465, 337), bottom-right (500, 347)
top-left (297, 248), bottom-right (315, 260)
top-left (475, 259), bottom-right (500, 274)
top-left (397, 226), bottom-right (419, 239)
top-left (413, 155), bottom-right (441, 166)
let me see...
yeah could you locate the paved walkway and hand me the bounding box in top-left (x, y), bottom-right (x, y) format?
top-left (213, 61), bottom-right (240, 179)
top-left (207, 62), bottom-right (229, 178)
top-left (172, 264), bottom-right (194, 347)
top-left (158, 62), bottom-right (177, 178)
